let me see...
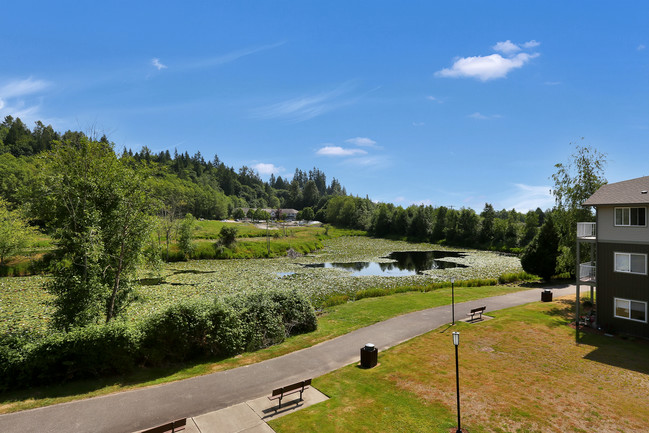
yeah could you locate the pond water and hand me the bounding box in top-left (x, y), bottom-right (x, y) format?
top-left (303, 250), bottom-right (467, 276)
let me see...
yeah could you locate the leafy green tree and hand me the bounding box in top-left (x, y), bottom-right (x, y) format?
top-left (32, 138), bottom-right (154, 329)
top-left (521, 210), bottom-right (540, 246)
top-left (232, 208), bottom-right (245, 220)
top-left (521, 216), bottom-right (560, 281)
top-left (300, 206), bottom-right (315, 221)
top-left (178, 213), bottom-right (196, 259)
top-left (457, 208), bottom-right (479, 245)
top-left (0, 199), bottom-right (37, 265)
top-left (219, 226), bottom-right (238, 248)
top-left (371, 203), bottom-right (393, 236)
top-left (551, 143), bottom-right (607, 275)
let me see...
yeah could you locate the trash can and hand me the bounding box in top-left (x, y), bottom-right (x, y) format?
top-left (360, 343), bottom-right (378, 368)
top-left (541, 290), bottom-right (553, 302)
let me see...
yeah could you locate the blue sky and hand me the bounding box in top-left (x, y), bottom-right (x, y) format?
top-left (2, 1), bottom-right (648, 212)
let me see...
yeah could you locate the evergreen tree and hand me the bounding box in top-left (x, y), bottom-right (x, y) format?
top-left (521, 216), bottom-right (560, 281)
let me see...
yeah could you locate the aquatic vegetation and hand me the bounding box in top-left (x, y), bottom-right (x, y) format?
top-left (0, 237), bottom-right (522, 334)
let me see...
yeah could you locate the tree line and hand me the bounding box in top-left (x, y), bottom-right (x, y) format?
top-left (0, 116), bottom-right (607, 329)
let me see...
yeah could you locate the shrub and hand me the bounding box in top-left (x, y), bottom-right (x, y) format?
top-left (140, 301), bottom-right (211, 364)
top-left (0, 290), bottom-right (318, 390)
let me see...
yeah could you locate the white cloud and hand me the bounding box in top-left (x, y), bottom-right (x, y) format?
top-left (436, 52), bottom-right (539, 81)
top-left (437, 40), bottom-right (540, 81)
top-left (468, 112), bottom-right (501, 120)
top-left (252, 163), bottom-right (283, 175)
top-left (152, 58), bottom-right (167, 70)
top-left (638, 44), bottom-right (646, 51)
top-left (345, 137), bottom-right (377, 147)
top-left (412, 121), bottom-right (425, 127)
top-left (493, 40), bottom-right (521, 55)
top-left (316, 146), bottom-right (367, 157)
top-left (522, 40), bottom-right (541, 49)
top-left (544, 81), bottom-right (561, 86)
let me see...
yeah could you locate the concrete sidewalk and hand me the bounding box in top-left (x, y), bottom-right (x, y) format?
top-left (0, 285), bottom-right (576, 433)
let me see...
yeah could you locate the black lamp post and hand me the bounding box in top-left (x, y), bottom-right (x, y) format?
top-left (453, 331), bottom-right (462, 433)
top-left (451, 277), bottom-right (456, 325)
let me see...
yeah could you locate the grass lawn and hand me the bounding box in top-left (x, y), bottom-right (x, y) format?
top-left (269, 296), bottom-right (649, 433)
top-left (0, 284), bottom-right (526, 414)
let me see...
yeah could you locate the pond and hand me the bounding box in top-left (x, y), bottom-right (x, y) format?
top-left (303, 250), bottom-right (468, 276)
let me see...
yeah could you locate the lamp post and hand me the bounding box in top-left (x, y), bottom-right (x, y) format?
top-left (453, 331), bottom-right (462, 433)
top-left (451, 277), bottom-right (456, 325)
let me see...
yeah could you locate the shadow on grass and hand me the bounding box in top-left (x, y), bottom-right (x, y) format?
top-left (581, 334), bottom-right (649, 375)
top-left (0, 355), bottom-right (223, 409)
top-left (542, 298), bottom-right (649, 375)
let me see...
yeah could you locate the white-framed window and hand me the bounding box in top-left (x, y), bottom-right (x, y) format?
top-left (614, 252), bottom-right (647, 274)
top-left (615, 207), bottom-right (647, 227)
top-left (614, 298), bottom-right (647, 323)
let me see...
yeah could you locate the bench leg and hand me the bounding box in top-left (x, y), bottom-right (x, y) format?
top-left (278, 394), bottom-right (283, 409)
top-left (299, 387), bottom-right (304, 401)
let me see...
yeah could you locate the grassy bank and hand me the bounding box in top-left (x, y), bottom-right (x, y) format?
top-left (0, 284), bottom-right (526, 414)
top-left (270, 296), bottom-right (649, 433)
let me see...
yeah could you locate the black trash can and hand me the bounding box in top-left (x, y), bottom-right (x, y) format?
top-left (360, 343), bottom-right (378, 368)
top-left (541, 290), bottom-right (552, 302)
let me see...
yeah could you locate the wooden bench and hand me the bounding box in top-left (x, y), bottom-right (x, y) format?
top-left (467, 306), bottom-right (486, 321)
top-left (268, 379), bottom-right (311, 409)
top-left (138, 418), bottom-right (186, 433)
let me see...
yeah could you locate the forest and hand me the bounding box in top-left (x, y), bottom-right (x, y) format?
top-left (0, 115), bottom-right (547, 254)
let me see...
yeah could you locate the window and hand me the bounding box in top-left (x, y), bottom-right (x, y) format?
top-left (615, 207), bottom-right (646, 226)
top-left (614, 253), bottom-right (647, 274)
top-left (614, 298), bottom-right (647, 322)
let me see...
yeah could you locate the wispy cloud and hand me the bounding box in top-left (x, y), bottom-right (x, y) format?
top-left (343, 154), bottom-right (390, 169)
top-left (500, 183), bottom-right (554, 212)
top-left (0, 77), bottom-right (49, 99)
top-left (426, 95), bottom-right (443, 103)
top-left (186, 41), bottom-right (285, 70)
top-left (638, 44), bottom-right (646, 51)
top-left (412, 121), bottom-right (425, 127)
top-left (152, 58), bottom-right (167, 70)
top-left (0, 77), bottom-right (51, 123)
top-left (544, 81), bottom-right (561, 86)
top-left (468, 112), bottom-right (501, 120)
top-left (436, 40), bottom-right (540, 81)
top-left (254, 83), bottom-right (355, 122)
top-left (252, 162), bottom-right (283, 176)
top-left (316, 145), bottom-right (367, 157)
top-left (345, 137), bottom-right (377, 147)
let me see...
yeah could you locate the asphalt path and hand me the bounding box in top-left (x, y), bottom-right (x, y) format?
top-left (0, 285), bottom-right (576, 433)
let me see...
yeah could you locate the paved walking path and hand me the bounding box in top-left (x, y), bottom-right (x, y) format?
top-left (0, 285), bottom-right (576, 433)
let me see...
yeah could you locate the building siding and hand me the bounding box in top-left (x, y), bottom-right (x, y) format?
top-left (597, 241), bottom-right (649, 337)
top-left (597, 206), bottom-right (649, 243)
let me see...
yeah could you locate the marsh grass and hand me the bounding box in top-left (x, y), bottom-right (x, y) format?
top-left (270, 296), bottom-right (649, 433)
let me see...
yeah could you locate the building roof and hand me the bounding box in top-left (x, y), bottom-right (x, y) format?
top-left (583, 176), bottom-right (649, 206)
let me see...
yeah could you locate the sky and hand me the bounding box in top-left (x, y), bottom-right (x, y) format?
top-left (1, 1), bottom-right (648, 212)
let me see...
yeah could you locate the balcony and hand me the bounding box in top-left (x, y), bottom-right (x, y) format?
top-left (579, 262), bottom-right (596, 283)
top-left (577, 222), bottom-right (596, 239)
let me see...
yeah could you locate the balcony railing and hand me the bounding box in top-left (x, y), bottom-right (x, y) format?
top-left (577, 222), bottom-right (596, 239)
top-left (579, 262), bottom-right (596, 283)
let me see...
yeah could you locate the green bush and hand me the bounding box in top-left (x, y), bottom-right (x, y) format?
top-left (140, 301), bottom-right (212, 364)
top-left (0, 289), bottom-right (318, 390)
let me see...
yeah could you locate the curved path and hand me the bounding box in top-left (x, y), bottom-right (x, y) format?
top-left (0, 285), bottom-right (576, 433)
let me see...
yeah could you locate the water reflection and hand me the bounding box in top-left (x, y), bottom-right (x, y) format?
top-left (303, 251), bottom-right (467, 276)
